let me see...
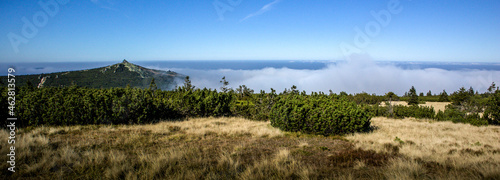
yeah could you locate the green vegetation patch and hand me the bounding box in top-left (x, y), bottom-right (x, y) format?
top-left (270, 94), bottom-right (371, 136)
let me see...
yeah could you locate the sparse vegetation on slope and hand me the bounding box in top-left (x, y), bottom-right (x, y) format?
top-left (0, 60), bottom-right (185, 90)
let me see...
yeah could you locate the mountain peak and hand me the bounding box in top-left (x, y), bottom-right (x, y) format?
top-left (110, 60), bottom-right (146, 77)
top-left (7, 60), bottom-right (186, 90)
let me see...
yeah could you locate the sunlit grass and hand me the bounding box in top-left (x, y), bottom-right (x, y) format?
top-left (1, 116), bottom-right (499, 179)
top-left (347, 117), bottom-right (500, 179)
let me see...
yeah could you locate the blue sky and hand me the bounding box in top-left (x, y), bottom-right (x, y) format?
top-left (1, 0), bottom-right (499, 62)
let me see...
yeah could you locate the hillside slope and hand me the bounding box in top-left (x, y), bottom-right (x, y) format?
top-left (2, 60), bottom-right (186, 90)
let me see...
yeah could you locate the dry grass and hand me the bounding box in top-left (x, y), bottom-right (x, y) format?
top-left (0, 117), bottom-right (361, 179)
top-left (1, 116), bottom-right (499, 179)
top-left (142, 116), bottom-right (285, 138)
top-left (347, 117), bottom-right (500, 179)
top-left (420, 102), bottom-right (449, 113)
top-left (382, 101), bottom-right (449, 112)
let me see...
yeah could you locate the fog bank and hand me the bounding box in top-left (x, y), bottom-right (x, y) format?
top-left (160, 61), bottom-right (500, 95)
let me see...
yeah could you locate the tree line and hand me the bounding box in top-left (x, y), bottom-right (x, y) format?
top-left (1, 77), bottom-right (499, 136)
top-left (366, 83), bottom-right (500, 126)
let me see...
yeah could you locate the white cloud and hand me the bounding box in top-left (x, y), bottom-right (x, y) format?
top-left (90, 0), bottom-right (119, 12)
top-left (160, 61), bottom-right (500, 96)
top-left (241, 0), bottom-right (282, 22)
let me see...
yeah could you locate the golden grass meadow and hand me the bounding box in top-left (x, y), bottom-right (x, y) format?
top-left (1, 113), bottom-right (499, 179)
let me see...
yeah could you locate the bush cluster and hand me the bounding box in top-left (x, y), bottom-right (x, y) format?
top-left (365, 103), bottom-right (491, 126)
top-left (392, 105), bottom-right (435, 119)
top-left (270, 93), bottom-right (371, 136)
top-left (367, 104), bottom-right (434, 119)
top-left (231, 89), bottom-right (277, 121)
top-left (2, 81), bottom-right (499, 133)
top-left (434, 105), bottom-right (488, 126)
top-left (484, 89), bottom-right (500, 125)
top-left (3, 84), bottom-right (371, 136)
top-left (5, 86), bottom-right (232, 127)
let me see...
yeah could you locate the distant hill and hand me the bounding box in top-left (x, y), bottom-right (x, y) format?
top-left (2, 60), bottom-right (186, 90)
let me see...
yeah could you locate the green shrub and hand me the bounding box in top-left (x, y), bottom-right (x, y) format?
top-left (15, 86), bottom-right (235, 127)
top-left (270, 94), bottom-right (371, 136)
top-left (435, 105), bottom-right (488, 126)
top-left (435, 110), bottom-right (445, 121)
top-left (232, 100), bottom-right (255, 119)
top-left (407, 86), bottom-right (419, 105)
top-left (410, 105), bottom-right (435, 119)
top-left (9, 83), bottom-right (497, 129)
top-left (388, 105), bottom-right (434, 119)
top-left (442, 105), bottom-right (465, 123)
top-left (352, 92), bottom-right (382, 105)
top-left (463, 113), bottom-right (488, 126)
top-left (230, 89), bottom-right (277, 121)
top-left (484, 90), bottom-right (500, 125)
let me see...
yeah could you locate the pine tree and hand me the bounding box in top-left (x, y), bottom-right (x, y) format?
top-left (220, 76), bottom-right (229, 93)
top-left (407, 86), bottom-right (419, 105)
top-left (438, 90), bottom-right (449, 102)
top-left (468, 86), bottom-right (474, 96)
top-left (488, 82), bottom-right (496, 95)
top-left (450, 87), bottom-right (469, 106)
top-left (149, 78), bottom-right (158, 91)
top-left (426, 90), bottom-right (432, 96)
top-left (290, 85), bottom-right (299, 94)
top-left (385, 91), bottom-right (397, 101)
top-left (183, 76), bottom-right (194, 91)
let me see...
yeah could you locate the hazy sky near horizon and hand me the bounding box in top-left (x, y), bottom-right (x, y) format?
top-left (1, 0), bottom-right (499, 63)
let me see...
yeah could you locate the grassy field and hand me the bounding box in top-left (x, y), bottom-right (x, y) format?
top-left (347, 117), bottom-right (500, 179)
top-left (1, 116), bottom-right (499, 179)
top-left (381, 101), bottom-right (450, 113)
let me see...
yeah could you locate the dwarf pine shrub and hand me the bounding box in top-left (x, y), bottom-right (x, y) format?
top-left (270, 94), bottom-right (371, 136)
